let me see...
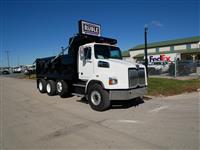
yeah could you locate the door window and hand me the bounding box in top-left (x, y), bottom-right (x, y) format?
top-left (84, 47), bottom-right (91, 60)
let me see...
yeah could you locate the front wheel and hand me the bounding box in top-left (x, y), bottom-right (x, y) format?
top-left (88, 84), bottom-right (110, 111)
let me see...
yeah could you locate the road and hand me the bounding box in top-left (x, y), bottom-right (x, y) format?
top-left (0, 77), bottom-right (199, 150)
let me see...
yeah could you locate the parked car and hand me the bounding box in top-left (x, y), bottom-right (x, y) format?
top-left (24, 65), bottom-right (36, 75)
top-left (0, 68), bottom-right (10, 75)
top-left (148, 61), bottom-right (169, 75)
top-left (13, 67), bottom-right (22, 73)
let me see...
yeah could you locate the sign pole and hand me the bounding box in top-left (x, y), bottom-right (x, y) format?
top-left (174, 53), bottom-right (177, 78)
top-left (144, 26), bottom-right (148, 78)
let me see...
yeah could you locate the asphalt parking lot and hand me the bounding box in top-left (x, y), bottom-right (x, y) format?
top-left (0, 77), bottom-right (199, 150)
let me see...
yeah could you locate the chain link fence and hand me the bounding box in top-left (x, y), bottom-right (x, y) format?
top-left (148, 60), bottom-right (200, 77)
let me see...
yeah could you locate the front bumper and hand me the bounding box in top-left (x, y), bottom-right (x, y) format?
top-left (109, 87), bottom-right (147, 100)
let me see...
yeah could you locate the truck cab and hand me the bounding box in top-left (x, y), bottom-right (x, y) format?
top-left (36, 20), bottom-right (147, 111)
top-left (75, 42), bottom-right (147, 110)
top-left (79, 43), bottom-right (147, 88)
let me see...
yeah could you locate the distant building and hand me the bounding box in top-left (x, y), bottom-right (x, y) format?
top-left (129, 36), bottom-right (200, 63)
top-left (122, 51), bottom-right (134, 62)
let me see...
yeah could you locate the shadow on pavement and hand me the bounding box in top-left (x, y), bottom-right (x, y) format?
top-left (77, 97), bottom-right (145, 110)
top-left (76, 97), bottom-right (89, 104)
top-left (111, 98), bottom-right (145, 109)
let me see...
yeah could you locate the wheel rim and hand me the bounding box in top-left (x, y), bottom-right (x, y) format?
top-left (39, 82), bottom-right (43, 91)
top-left (46, 83), bottom-right (51, 93)
top-left (91, 91), bottom-right (101, 106)
top-left (57, 81), bottom-right (62, 93)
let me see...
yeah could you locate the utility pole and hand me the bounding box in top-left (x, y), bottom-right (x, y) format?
top-left (144, 26), bottom-right (148, 77)
top-left (5, 50), bottom-right (10, 68)
top-left (17, 56), bottom-right (20, 66)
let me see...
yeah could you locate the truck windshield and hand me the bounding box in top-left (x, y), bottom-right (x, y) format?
top-left (94, 45), bottom-right (122, 59)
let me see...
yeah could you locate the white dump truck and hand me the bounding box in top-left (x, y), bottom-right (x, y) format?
top-left (36, 20), bottom-right (147, 111)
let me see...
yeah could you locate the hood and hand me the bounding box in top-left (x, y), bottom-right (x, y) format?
top-left (100, 59), bottom-right (144, 69)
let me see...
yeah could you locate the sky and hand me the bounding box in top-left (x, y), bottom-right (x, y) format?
top-left (0, 0), bottom-right (199, 66)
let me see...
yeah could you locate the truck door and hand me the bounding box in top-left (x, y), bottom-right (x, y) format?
top-left (79, 46), bottom-right (94, 80)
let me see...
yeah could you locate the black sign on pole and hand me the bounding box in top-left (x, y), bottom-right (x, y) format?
top-left (78, 20), bottom-right (101, 37)
top-left (144, 26), bottom-right (148, 78)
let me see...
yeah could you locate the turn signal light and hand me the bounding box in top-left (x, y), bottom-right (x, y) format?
top-left (109, 78), bottom-right (118, 85)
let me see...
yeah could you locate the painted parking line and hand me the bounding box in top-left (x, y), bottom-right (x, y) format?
top-left (149, 106), bottom-right (169, 113)
top-left (117, 120), bottom-right (142, 124)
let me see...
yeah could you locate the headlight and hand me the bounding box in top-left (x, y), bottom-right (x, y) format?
top-left (109, 77), bottom-right (118, 85)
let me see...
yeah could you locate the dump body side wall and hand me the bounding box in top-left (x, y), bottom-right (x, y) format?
top-left (36, 54), bottom-right (75, 81)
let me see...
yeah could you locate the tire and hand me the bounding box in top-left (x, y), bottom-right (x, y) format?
top-left (38, 79), bottom-right (47, 93)
top-left (88, 84), bottom-right (110, 111)
top-left (46, 80), bottom-right (56, 96)
top-left (56, 80), bottom-right (69, 98)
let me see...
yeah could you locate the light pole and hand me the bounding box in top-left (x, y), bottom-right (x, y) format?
top-left (5, 50), bottom-right (10, 68)
top-left (17, 56), bottom-right (20, 66)
top-left (144, 26), bottom-right (148, 77)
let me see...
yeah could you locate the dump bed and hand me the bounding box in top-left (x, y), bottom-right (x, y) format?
top-left (36, 54), bottom-right (75, 80)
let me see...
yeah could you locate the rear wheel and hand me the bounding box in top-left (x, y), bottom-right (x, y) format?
top-left (88, 84), bottom-right (110, 111)
top-left (38, 79), bottom-right (47, 93)
top-left (46, 80), bottom-right (56, 96)
top-left (56, 80), bottom-right (69, 97)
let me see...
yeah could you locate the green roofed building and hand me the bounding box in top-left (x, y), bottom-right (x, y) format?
top-left (122, 50), bottom-right (133, 62)
top-left (128, 36), bottom-right (200, 63)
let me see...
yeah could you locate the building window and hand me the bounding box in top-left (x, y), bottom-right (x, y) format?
top-left (186, 44), bottom-right (191, 50)
top-left (170, 46), bottom-right (174, 51)
top-left (156, 47), bottom-right (159, 52)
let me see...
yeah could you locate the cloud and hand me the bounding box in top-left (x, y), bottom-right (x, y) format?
top-left (150, 20), bottom-right (163, 27)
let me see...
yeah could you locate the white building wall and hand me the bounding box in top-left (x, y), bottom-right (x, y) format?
top-left (130, 48), bottom-right (156, 56)
top-left (147, 48), bottom-right (156, 53)
top-left (148, 53), bottom-right (181, 62)
top-left (130, 49), bottom-right (144, 57)
top-left (123, 57), bottom-right (135, 63)
top-left (159, 46), bottom-right (171, 52)
top-left (174, 44), bottom-right (186, 50)
top-left (191, 42), bottom-right (199, 49)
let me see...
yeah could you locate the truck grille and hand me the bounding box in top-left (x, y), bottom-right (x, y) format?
top-left (128, 68), bottom-right (145, 88)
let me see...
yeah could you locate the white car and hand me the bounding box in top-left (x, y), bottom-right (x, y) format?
top-left (148, 61), bottom-right (169, 74)
top-left (0, 68), bottom-right (10, 75)
top-left (13, 67), bottom-right (22, 73)
top-left (24, 65), bottom-right (36, 75)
